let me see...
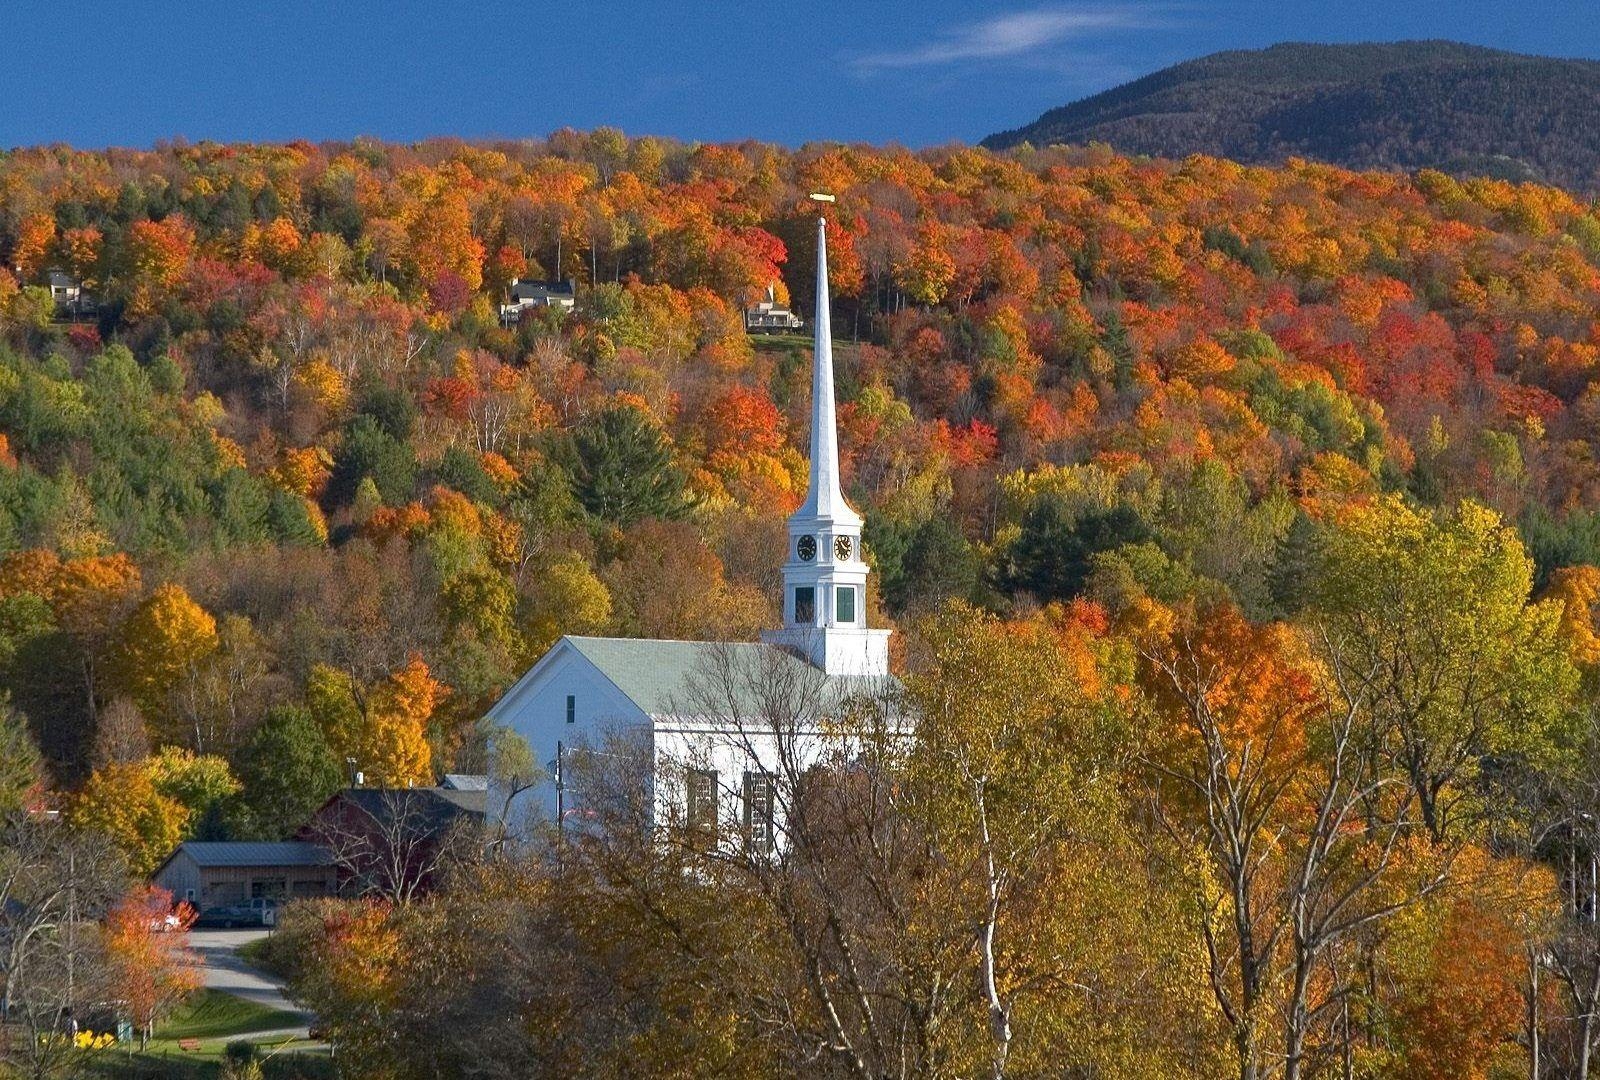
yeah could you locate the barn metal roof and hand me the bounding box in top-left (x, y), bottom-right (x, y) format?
top-left (172, 842), bottom-right (330, 868)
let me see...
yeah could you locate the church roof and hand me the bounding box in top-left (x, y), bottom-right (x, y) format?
top-left (564, 636), bottom-right (892, 718)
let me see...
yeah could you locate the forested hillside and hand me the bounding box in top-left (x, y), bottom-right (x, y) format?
top-left (3, 134), bottom-right (1600, 784)
top-left (11, 134), bottom-right (1600, 1073)
top-left (984, 41), bottom-right (1600, 190)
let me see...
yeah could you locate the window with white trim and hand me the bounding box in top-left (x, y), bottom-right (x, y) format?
top-left (744, 771), bottom-right (776, 853)
top-left (687, 769), bottom-right (718, 843)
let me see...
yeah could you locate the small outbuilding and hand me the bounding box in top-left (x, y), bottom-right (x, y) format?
top-left (150, 841), bottom-right (335, 908)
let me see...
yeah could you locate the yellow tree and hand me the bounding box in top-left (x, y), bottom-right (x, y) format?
top-left (1547, 564), bottom-right (1600, 669)
top-left (111, 584), bottom-right (220, 741)
top-left (308, 657), bottom-right (438, 788)
top-left (521, 553), bottom-right (611, 659)
top-left (50, 554), bottom-right (143, 739)
top-left (905, 601), bottom-right (1219, 1078)
top-left (1311, 498), bottom-right (1577, 841)
top-left (896, 222), bottom-right (956, 306)
top-left (68, 762), bottom-right (190, 875)
top-left (60, 226), bottom-right (102, 286)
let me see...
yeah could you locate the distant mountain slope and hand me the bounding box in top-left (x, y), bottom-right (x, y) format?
top-left (983, 41), bottom-right (1600, 189)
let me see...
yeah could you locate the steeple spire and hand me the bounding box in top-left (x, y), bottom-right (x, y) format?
top-left (799, 214), bottom-right (860, 526)
top-left (762, 200), bottom-right (890, 678)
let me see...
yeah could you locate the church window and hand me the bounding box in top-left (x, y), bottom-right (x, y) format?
top-left (794, 586), bottom-right (816, 623)
top-left (835, 585), bottom-right (856, 624)
top-left (565, 694), bottom-right (575, 724)
top-left (745, 771), bottom-right (776, 853)
top-left (687, 769), bottom-right (718, 842)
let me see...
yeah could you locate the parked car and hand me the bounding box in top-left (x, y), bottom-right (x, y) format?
top-left (196, 897), bottom-right (278, 928)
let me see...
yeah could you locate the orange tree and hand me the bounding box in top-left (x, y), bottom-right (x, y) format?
top-left (1136, 598), bottom-right (1445, 1080)
top-left (103, 885), bottom-right (202, 1049)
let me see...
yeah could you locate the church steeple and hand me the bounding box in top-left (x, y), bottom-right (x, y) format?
top-left (798, 215), bottom-right (860, 528)
top-left (762, 203), bottom-right (890, 678)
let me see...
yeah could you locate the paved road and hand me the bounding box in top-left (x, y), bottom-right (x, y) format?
top-left (189, 928), bottom-right (310, 1036)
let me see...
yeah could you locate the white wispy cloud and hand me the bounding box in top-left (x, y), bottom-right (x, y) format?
top-left (853, 6), bottom-right (1155, 71)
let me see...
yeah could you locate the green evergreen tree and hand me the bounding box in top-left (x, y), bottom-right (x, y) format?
top-left (330, 414), bottom-right (417, 506)
top-left (1266, 511), bottom-right (1323, 618)
top-left (228, 706), bottom-right (343, 840)
top-left (0, 702), bottom-right (41, 814)
top-left (897, 516), bottom-right (980, 613)
top-left (568, 405), bottom-right (691, 527)
top-left (997, 497), bottom-right (1151, 603)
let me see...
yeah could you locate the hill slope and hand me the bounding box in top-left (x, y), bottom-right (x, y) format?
top-left (983, 41), bottom-right (1600, 189)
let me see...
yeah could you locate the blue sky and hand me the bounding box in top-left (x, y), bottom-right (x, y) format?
top-left (3, 0), bottom-right (1598, 149)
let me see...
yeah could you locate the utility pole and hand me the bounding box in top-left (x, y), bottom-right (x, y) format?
top-left (1341, 996), bottom-right (1353, 1080)
top-left (555, 739), bottom-right (564, 859)
top-left (1530, 947), bottom-right (1542, 1080)
top-left (66, 848), bottom-right (76, 1015)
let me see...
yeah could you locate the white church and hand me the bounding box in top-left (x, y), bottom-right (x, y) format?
top-left (485, 209), bottom-right (896, 845)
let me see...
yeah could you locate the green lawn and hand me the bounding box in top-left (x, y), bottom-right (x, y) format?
top-left (750, 332), bottom-right (812, 350)
top-left (159, 988), bottom-right (303, 1040)
top-left (82, 990), bottom-right (328, 1078)
top-left (234, 934), bottom-right (271, 968)
top-left (87, 1045), bottom-right (333, 1080)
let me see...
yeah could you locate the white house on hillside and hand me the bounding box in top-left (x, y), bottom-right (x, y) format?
top-left (485, 212), bottom-right (896, 844)
top-left (744, 283), bottom-right (804, 334)
top-left (498, 277), bottom-right (576, 326)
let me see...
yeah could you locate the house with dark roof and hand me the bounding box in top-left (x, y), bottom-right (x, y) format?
top-left (498, 277), bottom-right (576, 325)
top-left (303, 785), bottom-right (487, 832)
top-left (484, 215), bottom-right (899, 849)
top-left (149, 785), bottom-right (489, 906)
top-left (150, 841), bottom-right (335, 909)
top-left (296, 786), bottom-right (487, 899)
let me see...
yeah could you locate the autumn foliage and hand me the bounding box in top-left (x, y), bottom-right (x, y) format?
top-left (6, 131), bottom-right (1600, 1074)
top-left (102, 885), bottom-right (203, 1049)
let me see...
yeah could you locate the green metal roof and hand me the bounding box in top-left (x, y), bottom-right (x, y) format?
top-left (563, 637), bottom-right (889, 718)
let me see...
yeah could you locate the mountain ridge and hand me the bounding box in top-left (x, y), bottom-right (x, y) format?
top-left (983, 41), bottom-right (1600, 190)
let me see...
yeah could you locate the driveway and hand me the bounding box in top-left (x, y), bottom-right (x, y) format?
top-left (189, 928), bottom-right (309, 1030)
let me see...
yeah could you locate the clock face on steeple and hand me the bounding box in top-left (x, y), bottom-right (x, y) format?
top-left (796, 535), bottom-right (817, 561)
top-left (834, 535), bottom-right (853, 561)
